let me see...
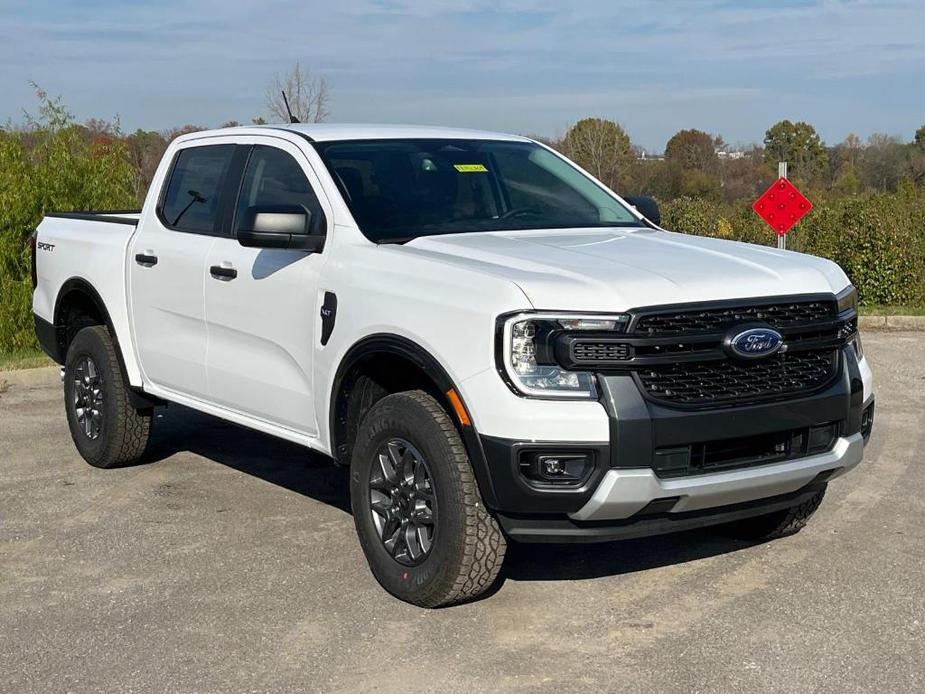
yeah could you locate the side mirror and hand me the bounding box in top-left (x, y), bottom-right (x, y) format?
top-left (236, 204), bottom-right (326, 252)
top-left (624, 195), bottom-right (661, 227)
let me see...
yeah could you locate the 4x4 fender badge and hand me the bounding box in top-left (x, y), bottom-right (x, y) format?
top-left (320, 292), bottom-right (337, 346)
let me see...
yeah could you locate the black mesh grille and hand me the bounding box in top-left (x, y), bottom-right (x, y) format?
top-left (632, 300), bottom-right (835, 336)
top-left (637, 349), bottom-right (838, 407)
top-left (571, 341), bottom-right (632, 363)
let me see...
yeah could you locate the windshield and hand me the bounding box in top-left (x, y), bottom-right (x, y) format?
top-left (312, 139), bottom-right (640, 242)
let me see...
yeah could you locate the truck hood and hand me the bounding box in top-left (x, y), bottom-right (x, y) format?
top-left (404, 227), bottom-right (849, 311)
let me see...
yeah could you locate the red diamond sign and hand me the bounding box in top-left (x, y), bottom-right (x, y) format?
top-left (752, 177), bottom-right (813, 236)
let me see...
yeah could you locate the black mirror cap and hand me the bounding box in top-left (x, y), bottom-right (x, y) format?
top-left (237, 228), bottom-right (326, 253)
top-left (624, 195), bottom-right (661, 227)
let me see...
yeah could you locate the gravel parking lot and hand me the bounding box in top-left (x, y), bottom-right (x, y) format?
top-left (1, 332), bottom-right (923, 693)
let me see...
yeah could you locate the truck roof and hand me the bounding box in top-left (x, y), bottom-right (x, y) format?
top-left (270, 123), bottom-right (531, 142)
top-left (176, 123), bottom-right (533, 144)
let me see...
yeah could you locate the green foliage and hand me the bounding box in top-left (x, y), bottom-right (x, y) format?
top-left (0, 87), bottom-right (136, 353)
top-left (559, 117), bottom-right (633, 191)
top-left (763, 120), bottom-right (828, 183)
top-left (662, 189), bottom-right (925, 306)
top-left (664, 129), bottom-right (718, 171)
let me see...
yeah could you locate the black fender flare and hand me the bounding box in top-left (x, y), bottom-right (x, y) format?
top-left (53, 277), bottom-right (162, 409)
top-left (329, 333), bottom-right (500, 509)
top-left (54, 277), bottom-right (117, 344)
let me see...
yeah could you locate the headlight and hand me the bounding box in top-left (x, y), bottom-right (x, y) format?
top-left (851, 332), bottom-right (864, 359)
top-left (499, 312), bottom-right (629, 399)
top-left (836, 285), bottom-right (858, 315)
top-left (836, 285), bottom-right (861, 349)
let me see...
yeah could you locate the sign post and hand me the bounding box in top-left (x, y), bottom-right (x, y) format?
top-left (777, 162), bottom-right (788, 250)
top-left (752, 164), bottom-right (812, 251)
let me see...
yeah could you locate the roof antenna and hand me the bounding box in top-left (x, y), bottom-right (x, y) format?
top-left (281, 90), bottom-right (300, 124)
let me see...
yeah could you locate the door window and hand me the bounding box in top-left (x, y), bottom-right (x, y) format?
top-left (234, 146), bottom-right (323, 234)
top-left (160, 145), bottom-right (235, 233)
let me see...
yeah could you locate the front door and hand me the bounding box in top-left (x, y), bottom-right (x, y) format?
top-left (203, 141), bottom-right (329, 435)
top-left (129, 143), bottom-right (236, 400)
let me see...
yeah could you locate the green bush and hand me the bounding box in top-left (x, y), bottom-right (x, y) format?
top-left (0, 89), bottom-right (136, 353)
top-left (661, 189), bottom-right (925, 306)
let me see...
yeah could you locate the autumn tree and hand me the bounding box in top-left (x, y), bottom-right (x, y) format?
top-left (559, 117), bottom-right (633, 190)
top-left (265, 62), bottom-right (330, 123)
top-left (861, 133), bottom-right (907, 192)
top-left (763, 120), bottom-right (828, 181)
top-left (664, 129), bottom-right (719, 171)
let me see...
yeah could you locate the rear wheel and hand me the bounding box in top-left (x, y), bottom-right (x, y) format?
top-left (350, 390), bottom-right (506, 607)
top-left (64, 325), bottom-right (152, 468)
top-left (719, 487), bottom-right (826, 541)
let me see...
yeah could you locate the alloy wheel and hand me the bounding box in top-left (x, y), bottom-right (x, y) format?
top-left (73, 355), bottom-right (104, 440)
top-left (368, 438), bottom-right (437, 566)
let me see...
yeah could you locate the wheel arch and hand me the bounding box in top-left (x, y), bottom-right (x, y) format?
top-left (329, 333), bottom-right (500, 508)
top-left (52, 277), bottom-right (117, 362)
top-left (53, 277), bottom-right (161, 409)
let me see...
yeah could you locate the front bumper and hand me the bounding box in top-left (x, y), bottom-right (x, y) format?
top-left (473, 346), bottom-right (872, 542)
top-left (570, 432), bottom-right (863, 521)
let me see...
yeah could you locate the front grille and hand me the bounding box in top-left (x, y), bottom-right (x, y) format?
top-left (571, 340), bottom-right (632, 363)
top-left (637, 348), bottom-right (838, 407)
top-left (632, 299), bottom-right (835, 336)
top-left (654, 421), bottom-right (841, 478)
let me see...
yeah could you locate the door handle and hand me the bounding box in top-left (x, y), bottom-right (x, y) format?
top-left (209, 265), bottom-right (237, 281)
top-left (135, 253), bottom-right (158, 267)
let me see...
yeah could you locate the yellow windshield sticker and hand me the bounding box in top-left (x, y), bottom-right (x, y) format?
top-left (454, 163), bottom-right (488, 173)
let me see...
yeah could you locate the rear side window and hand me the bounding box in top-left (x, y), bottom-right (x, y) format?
top-left (234, 146), bottom-right (322, 234)
top-left (160, 145), bottom-right (235, 233)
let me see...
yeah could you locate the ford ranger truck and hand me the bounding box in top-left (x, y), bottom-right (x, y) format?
top-left (32, 124), bottom-right (875, 607)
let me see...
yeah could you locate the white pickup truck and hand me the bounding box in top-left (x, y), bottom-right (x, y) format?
top-left (32, 124), bottom-right (875, 607)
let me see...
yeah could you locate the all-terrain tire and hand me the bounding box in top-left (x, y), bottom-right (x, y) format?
top-left (64, 325), bottom-right (151, 468)
top-left (719, 486), bottom-right (826, 541)
top-left (350, 390), bottom-right (506, 607)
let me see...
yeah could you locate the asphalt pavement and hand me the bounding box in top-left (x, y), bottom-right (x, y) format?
top-left (1, 332), bottom-right (923, 693)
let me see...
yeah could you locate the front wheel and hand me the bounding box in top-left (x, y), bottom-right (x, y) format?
top-left (718, 487), bottom-right (826, 541)
top-left (64, 325), bottom-right (152, 468)
top-left (350, 390), bottom-right (506, 607)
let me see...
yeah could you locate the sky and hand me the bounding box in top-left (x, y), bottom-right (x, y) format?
top-left (1, 0), bottom-right (923, 152)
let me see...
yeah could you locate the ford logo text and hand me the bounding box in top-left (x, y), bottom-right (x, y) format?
top-left (725, 327), bottom-right (784, 359)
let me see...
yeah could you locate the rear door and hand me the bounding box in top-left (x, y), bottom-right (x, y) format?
top-left (128, 142), bottom-right (238, 399)
top-left (202, 140), bottom-right (329, 434)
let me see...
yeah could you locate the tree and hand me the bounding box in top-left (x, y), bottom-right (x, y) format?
top-left (763, 120), bottom-right (828, 181)
top-left (861, 133), bottom-right (907, 192)
top-left (559, 117), bottom-right (633, 190)
top-left (0, 86), bottom-right (136, 352)
top-left (914, 124), bottom-right (925, 150)
top-left (125, 129), bottom-right (168, 203)
top-left (265, 62), bottom-right (330, 123)
top-left (664, 129), bottom-right (719, 171)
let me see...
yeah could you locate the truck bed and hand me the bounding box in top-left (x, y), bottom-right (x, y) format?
top-left (33, 209), bottom-right (143, 383)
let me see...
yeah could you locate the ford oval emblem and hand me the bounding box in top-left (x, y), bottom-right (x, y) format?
top-left (725, 326), bottom-right (784, 359)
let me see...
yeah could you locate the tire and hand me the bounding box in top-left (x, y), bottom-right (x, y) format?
top-left (64, 325), bottom-right (152, 468)
top-left (719, 486), bottom-right (826, 541)
top-left (350, 390), bottom-right (506, 607)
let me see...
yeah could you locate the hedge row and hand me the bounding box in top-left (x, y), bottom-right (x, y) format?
top-left (0, 118), bottom-right (136, 353)
top-left (660, 184), bottom-right (925, 306)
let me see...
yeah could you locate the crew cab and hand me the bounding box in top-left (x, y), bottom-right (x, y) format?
top-left (32, 124), bottom-right (875, 607)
